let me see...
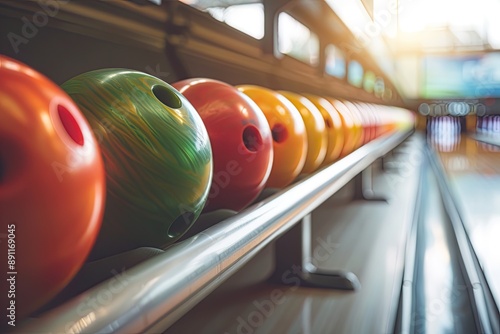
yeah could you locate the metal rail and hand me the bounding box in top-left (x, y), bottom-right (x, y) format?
top-left (18, 129), bottom-right (412, 334)
top-left (428, 146), bottom-right (499, 334)
top-left (396, 140), bottom-right (426, 334)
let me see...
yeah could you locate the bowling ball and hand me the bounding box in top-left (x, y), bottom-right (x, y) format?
top-left (172, 78), bottom-right (273, 212)
top-left (361, 103), bottom-right (377, 141)
top-left (376, 105), bottom-right (391, 136)
top-left (303, 94), bottom-right (344, 165)
top-left (237, 85), bottom-right (307, 188)
top-left (0, 56), bottom-right (106, 319)
top-left (372, 104), bottom-right (388, 137)
top-left (350, 102), bottom-right (371, 145)
top-left (327, 99), bottom-right (357, 157)
top-left (342, 100), bottom-right (365, 148)
top-left (279, 91), bottom-right (327, 174)
top-left (352, 102), bottom-right (375, 145)
top-left (62, 69), bottom-right (212, 259)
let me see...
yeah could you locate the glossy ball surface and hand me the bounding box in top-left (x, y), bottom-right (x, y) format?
top-left (328, 98), bottom-right (357, 157)
top-left (350, 102), bottom-right (371, 145)
top-left (62, 69), bottom-right (212, 258)
top-left (363, 103), bottom-right (378, 142)
top-left (342, 100), bottom-right (364, 149)
top-left (0, 56), bottom-right (105, 318)
top-left (173, 78), bottom-right (273, 212)
top-left (303, 94), bottom-right (344, 165)
top-left (238, 85), bottom-right (307, 188)
top-left (279, 91), bottom-right (326, 174)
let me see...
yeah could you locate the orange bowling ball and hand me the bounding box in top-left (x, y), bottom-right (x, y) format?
top-left (0, 56), bottom-right (105, 319)
top-left (303, 94), bottom-right (344, 165)
top-left (378, 106), bottom-right (395, 136)
top-left (279, 91), bottom-right (326, 173)
top-left (342, 100), bottom-right (365, 148)
top-left (328, 99), bottom-right (357, 157)
top-left (359, 102), bottom-right (375, 141)
top-left (369, 104), bottom-right (381, 138)
top-left (360, 102), bottom-right (377, 142)
top-left (350, 102), bottom-right (370, 145)
top-left (237, 85), bottom-right (307, 188)
top-left (371, 104), bottom-right (383, 138)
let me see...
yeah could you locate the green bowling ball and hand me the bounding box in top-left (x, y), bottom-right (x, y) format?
top-left (62, 69), bottom-right (212, 259)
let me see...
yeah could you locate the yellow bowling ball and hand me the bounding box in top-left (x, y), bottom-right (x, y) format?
top-left (279, 91), bottom-right (327, 174)
top-left (342, 100), bottom-right (365, 150)
top-left (327, 98), bottom-right (358, 157)
top-left (303, 94), bottom-right (344, 165)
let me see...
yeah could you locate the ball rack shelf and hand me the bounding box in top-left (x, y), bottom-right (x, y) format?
top-left (17, 129), bottom-right (413, 334)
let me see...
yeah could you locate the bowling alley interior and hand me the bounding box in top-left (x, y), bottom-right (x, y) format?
top-left (1, 0), bottom-right (500, 333)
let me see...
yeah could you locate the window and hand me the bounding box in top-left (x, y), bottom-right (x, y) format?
top-left (278, 12), bottom-right (319, 66)
top-left (421, 53), bottom-right (500, 99)
top-left (348, 60), bottom-right (364, 87)
top-left (325, 44), bottom-right (346, 78)
top-left (181, 1), bottom-right (264, 40)
top-left (374, 77), bottom-right (385, 98)
top-left (363, 71), bottom-right (376, 92)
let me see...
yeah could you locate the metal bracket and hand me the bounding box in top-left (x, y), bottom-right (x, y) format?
top-left (353, 163), bottom-right (387, 202)
top-left (270, 214), bottom-right (360, 290)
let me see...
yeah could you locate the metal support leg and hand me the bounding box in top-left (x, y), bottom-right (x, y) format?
top-left (353, 164), bottom-right (387, 202)
top-left (270, 214), bottom-right (360, 290)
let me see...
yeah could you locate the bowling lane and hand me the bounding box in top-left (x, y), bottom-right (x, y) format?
top-left (411, 161), bottom-right (476, 334)
top-left (431, 133), bottom-right (500, 311)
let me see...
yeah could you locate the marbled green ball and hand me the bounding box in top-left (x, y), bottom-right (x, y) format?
top-left (62, 69), bottom-right (212, 259)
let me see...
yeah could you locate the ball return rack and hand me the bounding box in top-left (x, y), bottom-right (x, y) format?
top-left (17, 129), bottom-right (413, 334)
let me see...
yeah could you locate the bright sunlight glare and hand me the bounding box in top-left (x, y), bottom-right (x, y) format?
top-left (398, 0), bottom-right (500, 48)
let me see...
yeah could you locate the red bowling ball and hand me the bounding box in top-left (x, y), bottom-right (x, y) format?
top-left (0, 55), bottom-right (106, 319)
top-left (173, 78), bottom-right (273, 212)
